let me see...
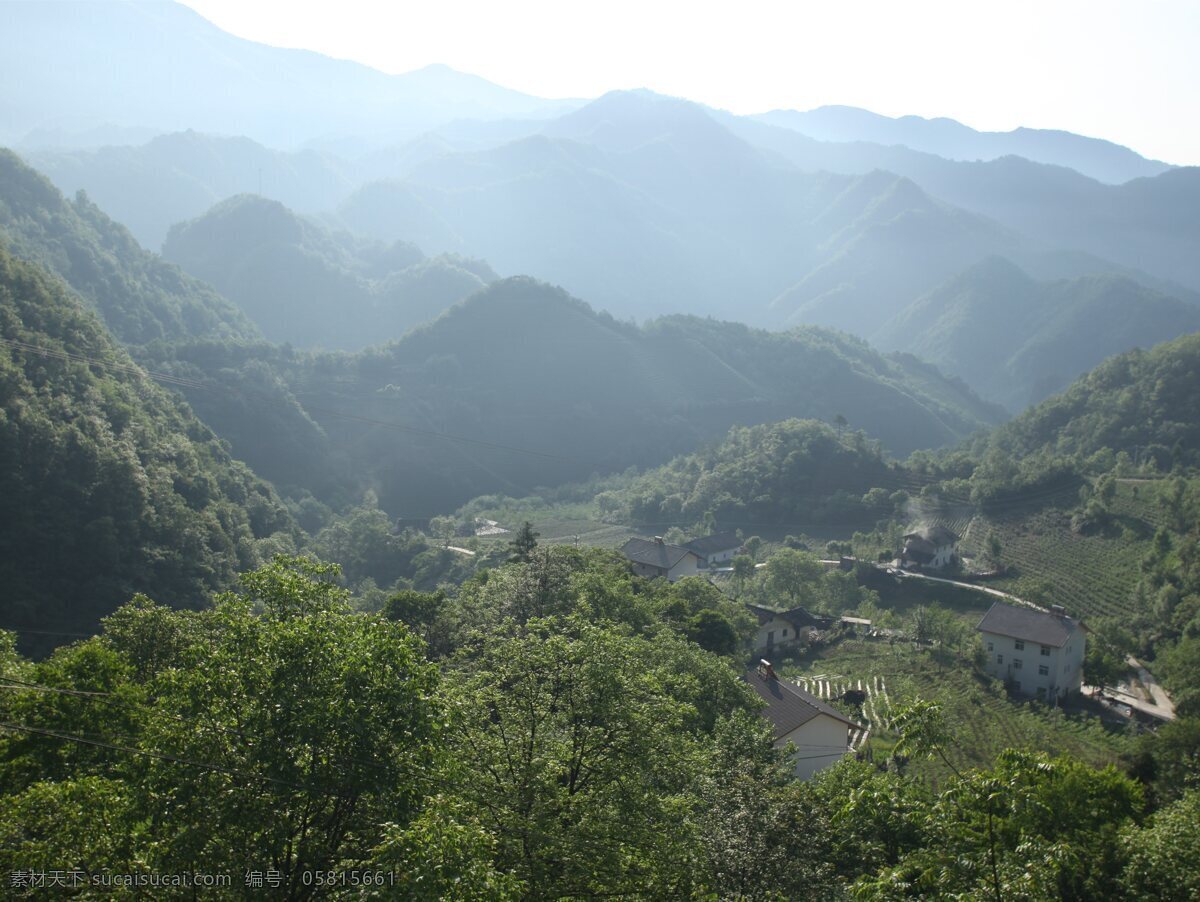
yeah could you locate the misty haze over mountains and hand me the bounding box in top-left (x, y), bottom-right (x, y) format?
top-left (2, 0), bottom-right (1198, 421)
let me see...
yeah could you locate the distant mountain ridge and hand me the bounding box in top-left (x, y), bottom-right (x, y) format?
top-left (0, 1), bottom-right (575, 150)
top-left (874, 257), bottom-right (1200, 411)
top-left (754, 105), bottom-right (1172, 184)
top-left (162, 194), bottom-right (497, 349)
top-left (146, 277), bottom-right (1003, 516)
top-left (0, 148), bottom-right (256, 345)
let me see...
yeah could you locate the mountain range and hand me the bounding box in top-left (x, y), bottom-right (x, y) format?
top-left (0, 0), bottom-right (574, 151)
top-left (162, 194), bottom-right (496, 349)
top-left (873, 257), bottom-right (1200, 412)
top-left (753, 106), bottom-right (1172, 184)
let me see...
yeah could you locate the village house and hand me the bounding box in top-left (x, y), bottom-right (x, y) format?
top-left (682, 532), bottom-right (744, 568)
top-left (620, 537), bottom-right (703, 582)
top-left (900, 525), bottom-right (959, 570)
top-left (742, 661), bottom-right (862, 779)
top-left (745, 603), bottom-right (832, 652)
top-left (977, 601), bottom-right (1085, 702)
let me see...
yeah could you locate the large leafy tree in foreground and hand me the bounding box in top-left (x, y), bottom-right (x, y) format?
top-left (0, 558), bottom-right (442, 894)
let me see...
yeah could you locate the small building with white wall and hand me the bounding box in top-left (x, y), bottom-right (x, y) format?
top-left (621, 537), bottom-right (703, 582)
top-left (900, 525), bottom-right (959, 570)
top-left (745, 603), bottom-right (832, 653)
top-left (977, 601), bottom-right (1085, 702)
top-left (741, 662), bottom-right (862, 779)
top-left (683, 532), bottom-right (743, 568)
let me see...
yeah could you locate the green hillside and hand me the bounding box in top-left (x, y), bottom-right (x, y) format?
top-left (769, 175), bottom-right (1018, 332)
top-left (143, 278), bottom-right (1001, 516)
top-left (606, 418), bottom-right (899, 529)
top-left (982, 330), bottom-right (1200, 466)
top-left (0, 149), bottom-right (256, 346)
top-left (0, 244), bottom-right (296, 651)
top-left (162, 194), bottom-right (496, 349)
top-left (875, 257), bottom-right (1200, 410)
top-left (28, 131), bottom-right (356, 249)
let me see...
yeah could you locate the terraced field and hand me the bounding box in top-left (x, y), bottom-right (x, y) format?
top-left (780, 638), bottom-right (1135, 781)
top-left (960, 482), bottom-right (1157, 622)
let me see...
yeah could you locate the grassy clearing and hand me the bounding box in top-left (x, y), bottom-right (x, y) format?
top-left (775, 637), bottom-right (1136, 782)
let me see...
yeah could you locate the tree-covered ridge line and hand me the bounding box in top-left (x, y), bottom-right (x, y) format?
top-left (0, 242), bottom-right (298, 654)
top-left (0, 149), bottom-right (256, 347)
top-left (135, 277), bottom-right (1001, 519)
top-left (161, 193), bottom-right (499, 351)
top-left (873, 256), bottom-right (1200, 412)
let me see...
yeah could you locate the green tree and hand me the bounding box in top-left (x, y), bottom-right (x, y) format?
top-left (506, 520), bottom-right (539, 564)
top-left (1121, 789), bottom-right (1200, 901)
top-left (124, 558), bottom-right (441, 883)
top-left (731, 554), bottom-right (756, 597)
top-left (1084, 640), bottom-right (1131, 697)
top-left (445, 617), bottom-right (748, 896)
top-left (744, 535), bottom-right (763, 561)
top-left (985, 531), bottom-right (1003, 567)
top-left (692, 711), bottom-right (838, 898)
top-left (765, 549), bottom-right (823, 607)
top-left (685, 609), bottom-right (740, 656)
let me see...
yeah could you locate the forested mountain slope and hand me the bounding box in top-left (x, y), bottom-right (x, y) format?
top-left (162, 194), bottom-right (496, 349)
top-left (980, 331), bottom-right (1200, 467)
top-left (0, 149), bottom-right (255, 346)
top-left (27, 131), bottom-right (356, 249)
top-left (145, 278), bottom-right (1001, 516)
top-left (0, 244), bottom-right (297, 650)
top-left (874, 258), bottom-right (1200, 410)
top-left (601, 418), bottom-right (901, 528)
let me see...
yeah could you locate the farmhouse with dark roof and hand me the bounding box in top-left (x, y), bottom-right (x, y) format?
top-left (620, 537), bottom-right (703, 582)
top-left (977, 601), bottom-right (1086, 701)
top-left (900, 524), bottom-right (959, 570)
top-left (742, 662), bottom-right (863, 779)
top-left (744, 603), bottom-right (833, 652)
top-left (682, 532), bottom-right (743, 567)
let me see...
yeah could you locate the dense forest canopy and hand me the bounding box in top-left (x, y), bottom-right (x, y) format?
top-left (162, 194), bottom-right (497, 350)
top-left (0, 150), bottom-right (255, 346)
top-left (0, 244), bottom-right (296, 652)
top-left (1, 4), bottom-right (1199, 896)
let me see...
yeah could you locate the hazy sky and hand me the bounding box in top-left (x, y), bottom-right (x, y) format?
top-left (181, 0), bottom-right (1200, 164)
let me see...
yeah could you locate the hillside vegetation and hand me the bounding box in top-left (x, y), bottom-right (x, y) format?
top-left (163, 194), bottom-right (497, 349)
top-left (874, 257), bottom-right (1200, 411)
top-left (982, 331), bottom-right (1200, 467)
top-left (144, 278), bottom-right (1001, 515)
top-left (0, 244), bottom-right (296, 650)
top-left (0, 150), bottom-right (255, 346)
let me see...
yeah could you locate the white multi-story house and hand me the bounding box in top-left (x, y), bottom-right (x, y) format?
top-left (742, 662), bottom-right (863, 779)
top-left (977, 601), bottom-right (1085, 702)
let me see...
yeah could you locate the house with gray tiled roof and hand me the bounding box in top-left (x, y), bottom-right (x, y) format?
top-left (621, 537), bottom-right (702, 582)
top-left (742, 662), bottom-right (862, 779)
top-left (682, 532), bottom-right (743, 567)
top-left (745, 603), bottom-right (833, 652)
top-left (977, 601), bottom-right (1086, 702)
